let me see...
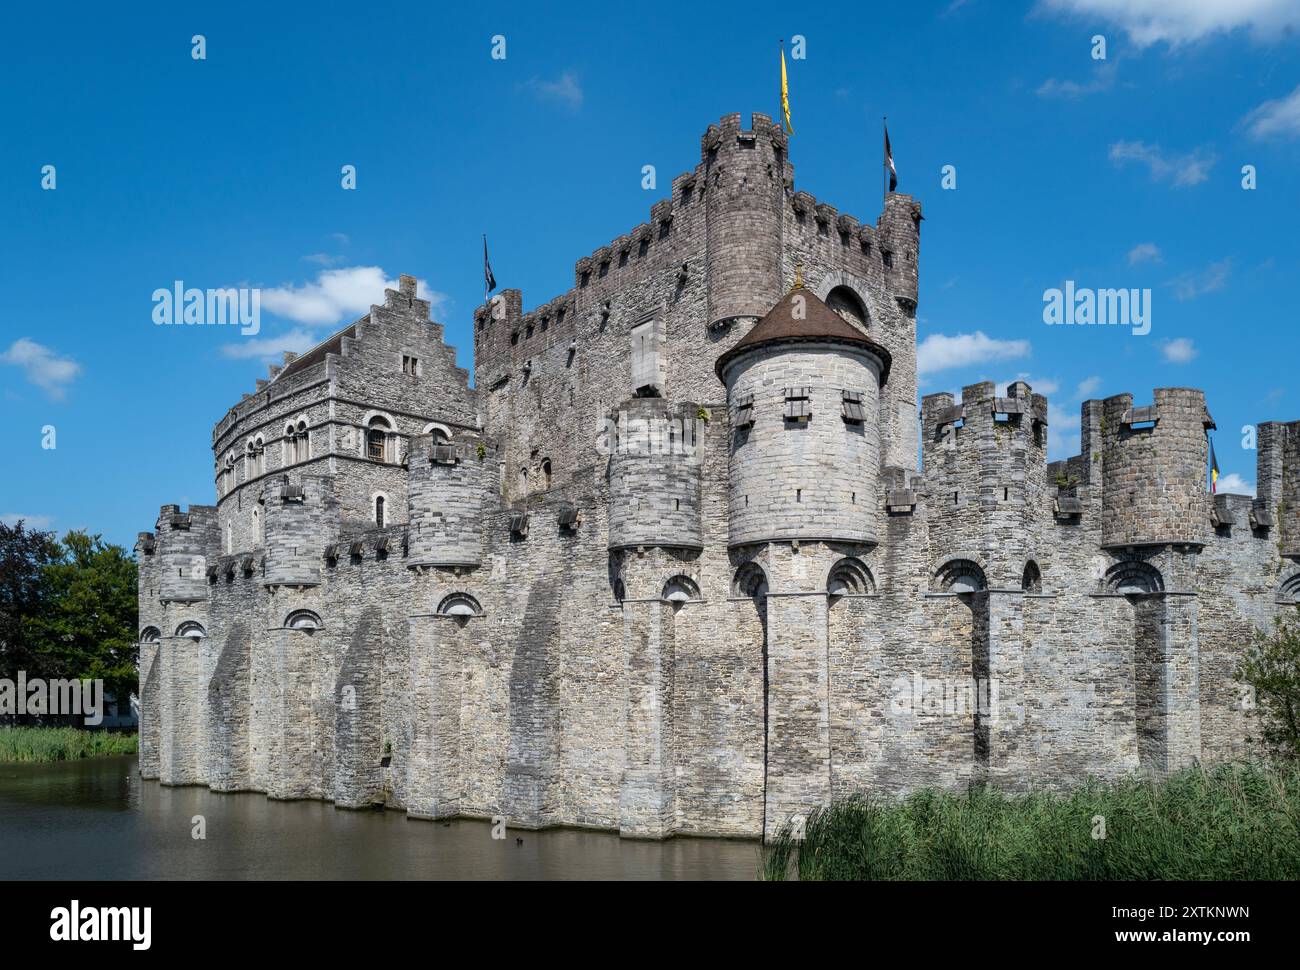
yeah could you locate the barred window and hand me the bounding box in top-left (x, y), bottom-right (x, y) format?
top-left (734, 393), bottom-right (755, 429)
top-left (784, 386), bottom-right (812, 422)
top-left (842, 390), bottom-right (866, 423)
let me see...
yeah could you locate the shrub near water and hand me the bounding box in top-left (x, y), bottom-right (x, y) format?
top-left (763, 764), bottom-right (1300, 880)
top-left (0, 727), bottom-right (138, 763)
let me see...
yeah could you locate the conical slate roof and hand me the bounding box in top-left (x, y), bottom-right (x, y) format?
top-left (714, 287), bottom-right (892, 382)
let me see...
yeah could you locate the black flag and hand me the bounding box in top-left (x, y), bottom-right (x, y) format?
top-left (483, 234), bottom-right (497, 300)
top-left (884, 121), bottom-right (898, 193)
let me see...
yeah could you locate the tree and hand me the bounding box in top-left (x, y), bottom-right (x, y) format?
top-left (28, 531), bottom-right (139, 704)
top-left (0, 519), bottom-right (63, 681)
top-left (1236, 614), bottom-right (1300, 762)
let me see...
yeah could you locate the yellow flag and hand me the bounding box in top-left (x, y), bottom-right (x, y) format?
top-left (781, 47), bottom-right (794, 136)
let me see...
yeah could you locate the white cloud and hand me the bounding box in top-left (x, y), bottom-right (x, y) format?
top-left (1242, 85), bottom-right (1300, 139)
top-left (260, 267), bottom-right (445, 326)
top-left (0, 513), bottom-right (54, 529)
top-left (1171, 258), bottom-right (1231, 300)
top-left (1037, 0), bottom-right (1300, 48)
top-left (1215, 472), bottom-right (1255, 496)
top-left (524, 70), bottom-right (584, 111)
top-left (1161, 337), bottom-right (1199, 363)
top-left (0, 338), bottom-right (82, 399)
top-left (221, 328), bottom-right (319, 362)
top-left (997, 374), bottom-right (1059, 396)
top-left (1075, 375), bottom-right (1103, 398)
top-left (1127, 242), bottom-right (1162, 265)
top-left (1037, 62), bottom-right (1117, 99)
top-left (917, 331), bottom-right (1031, 376)
top-left (1108, 141), bottom-right (1215, 187)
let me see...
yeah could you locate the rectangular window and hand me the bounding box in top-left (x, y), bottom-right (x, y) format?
top-left (784, 386), bottom-right (812, 422)
top-left (882, 250), bottom-right (894, 268)
top-left (401, 355), bottom-right (419, 376)
top-left (734, 393), bottom-right (755, 429)
top-left (842, 390), bottom-right (866, 423)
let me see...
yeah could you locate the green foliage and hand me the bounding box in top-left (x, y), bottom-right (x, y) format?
top-left (476, 443), bottom-right (487, 461)
top-left (1235, 615), bottom-right (1300, 762)
top-left (0, 520), bottom-right (63, 679)
top-left (0, 524), bottom-right (139, 706)
top-left (0, 727), bottom-right (137, 763)
top-left (763, 764), bottom-right (1300, 880)
top-left (697, 406), bottom-right (710, 423)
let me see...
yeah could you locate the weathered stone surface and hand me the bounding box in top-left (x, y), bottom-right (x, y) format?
top-left (136, 113), bottom-right (1297, 843)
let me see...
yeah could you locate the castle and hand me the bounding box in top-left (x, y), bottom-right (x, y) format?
top-left (136, 113), bottom-right (1300, 841)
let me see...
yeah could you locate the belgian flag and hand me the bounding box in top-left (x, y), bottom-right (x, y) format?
top-left (1210, 440), bottom-right (1220, 493)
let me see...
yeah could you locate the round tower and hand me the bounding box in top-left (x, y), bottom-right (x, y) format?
top-left (716, 287), bottom-right (891, 547)
top-left (606, 398), bottom-right (704, 551)
top-left (156, 505), bottom-right (215, 604)
top-left (406, 432), bottom-right (491, 567)
top-left (703, 112), bottom-right (786, 332)
top-left (1100, 388), bottom-right (1214, 548)
top-left (261, 475), bottom-right (338, 586)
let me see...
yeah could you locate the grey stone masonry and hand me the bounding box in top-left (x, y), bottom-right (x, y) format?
top-left (137, 112), bottom-right (1297, 843)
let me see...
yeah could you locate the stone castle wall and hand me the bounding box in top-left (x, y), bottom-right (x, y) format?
top-left (136, 113), bottom-right (1297, 842)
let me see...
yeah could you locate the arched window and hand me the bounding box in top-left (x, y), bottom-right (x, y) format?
top-left (662, 575), bottom-right (701, 603)
top-left (254, 436), bottom-right (266, 475)
top-left (827, 557), bottom-right (874, 596)
top-left (934, 558), bottom-right (987, 594)
top-left (375, 495), bottom-right (386, 528)
top-left (437, 592), bottom-right (482, 617)
top-left (1022, 560), bottom-right (1043, 593)
top-left (1278, 570), bottom-right (1300, 605)
top-left (284, 610), bottom-right (322, 632)
top-left (295, 420), bottom-right (308, 463)
top-left (519, 467), bottom-right (529, 493)
top-left (367, 417), bottom-right (390, 462)
top-left (423, 423), bottom-right (452, 445)
top-left (541, 458), bottom-right (553, 489)
top-left (826, 285), bottom-right (869, 330)
top-left (175, 621), bottom-right (208, 641)
top-left (732, 562), bottom-right (768, 599)
top-left (139, 626), bottom-right (161, 643)
top-left (1104, 561), bottom-right (1163, 596)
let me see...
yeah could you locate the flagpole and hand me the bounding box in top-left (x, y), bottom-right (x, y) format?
top-left (483, 234), bottom-right (489, 305)
top-left (882, 116), bottom-right (887, 206)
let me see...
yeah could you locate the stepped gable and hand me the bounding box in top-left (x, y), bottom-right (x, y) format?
top-left (715, 286), bottom-right (892, 382)
top-left (272, 322), bottom-right (358, 382)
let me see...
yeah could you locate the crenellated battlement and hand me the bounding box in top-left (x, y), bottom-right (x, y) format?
top-left (1099, 388), bottom-right (1214, 549)
top-left (138, 110), bottom-right (1298, 841)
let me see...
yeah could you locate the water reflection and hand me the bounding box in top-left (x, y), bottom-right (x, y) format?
top-left (0, 757), bottom-right (761, 880)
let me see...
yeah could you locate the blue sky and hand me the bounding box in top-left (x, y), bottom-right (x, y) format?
top-left (3, 0), bottom-right (1298, 548)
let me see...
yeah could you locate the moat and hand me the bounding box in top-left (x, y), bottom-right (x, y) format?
top-left (0, 757), bottom-right (760, 880)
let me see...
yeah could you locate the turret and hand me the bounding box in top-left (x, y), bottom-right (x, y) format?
top-left (703, 112), bottom-right (787, 332)
top-left (261, 475), bottom-right (338, 586)
top-left (406, 432), bottom-right (492, 567)
top-left (606, 398), bottom-right (704, 551)
top-left (155, 505), bottom-right (216, 604)
top-left (717, 287), bottom-right (891, 547)
top-left (878, 193), bottom-right (921, 309)
top-left (1255, 420), bottom-right (1300, 555)
top-left (1100, 388), bottom-right (1214, 548)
